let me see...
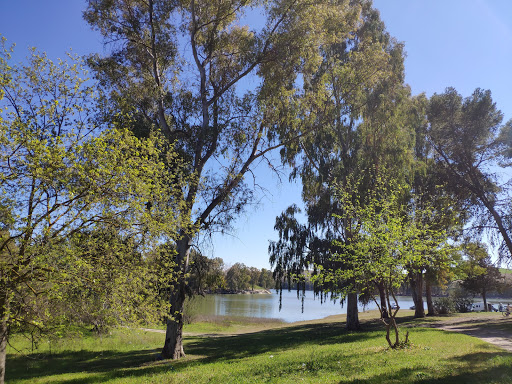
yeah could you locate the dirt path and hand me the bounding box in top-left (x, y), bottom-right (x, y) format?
top-left (139, 327), bottom-right (237, 338)
top-left (427, 314), bottom-right (512, 352)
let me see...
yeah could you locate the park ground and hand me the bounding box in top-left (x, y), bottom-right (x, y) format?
top-left (6, 310), bottom-right (512, 383)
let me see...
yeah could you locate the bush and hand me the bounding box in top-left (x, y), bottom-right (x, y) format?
top-left (433, 297), bottom-right (456, 314)
top-left (451, 287), bottom-right (474, 313)
top-left (183, 296), bottom-right (206, 324)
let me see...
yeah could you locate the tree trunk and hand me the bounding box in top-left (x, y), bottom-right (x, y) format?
top-left (0, 317), bottom-right (6, 384)
top-left (410, 272), bottom-right (425, 318)
top-left (0, 294), bottom-right (8, 384)
top-left (482, 287), bottom-right (487, 312)
top-left (377, 281), bottom-right (389, 319)
top-left (481, 197), bottom-right (512, 258)
top-left (161, 236), bottom-right (191, 359)
top-left (425, 278), bottom-right (435, 316)
top-left (346, 292), bottom-right (360, 330)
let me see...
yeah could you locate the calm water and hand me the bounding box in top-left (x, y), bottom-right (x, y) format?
top-left (193, 290), bottom-right (420, 323)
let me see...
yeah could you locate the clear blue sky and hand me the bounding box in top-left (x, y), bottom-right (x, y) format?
top-left (3, 1), bottom-right (512, 269)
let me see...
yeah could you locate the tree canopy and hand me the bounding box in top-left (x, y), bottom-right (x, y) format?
top-left (0, 43), bottom-right (184, 383)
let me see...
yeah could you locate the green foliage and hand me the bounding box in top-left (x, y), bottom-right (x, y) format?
top-left (83, 0), bottom-right (390, 356)
top-left (225, 263), bottom-right (251, 292)
top-left (427, 87), bottom-right (512, 261)
top-left (459, 242), bottom-right (504, 302)
top-left (258, 268), bottom-right (274, 289)
top-left (269, 2), bottom-right (419, 332)
top-left (188, 253), bottom-right (226, 294)
top-left (325, 174), bottom-right (451, 347)
top-left (432, 297), bottom-right (456, 315)
top-left (0, 44), bottom-right (186, 379)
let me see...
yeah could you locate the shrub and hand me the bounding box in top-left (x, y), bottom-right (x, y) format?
top-left (433, 297), bottom-right (456, 314)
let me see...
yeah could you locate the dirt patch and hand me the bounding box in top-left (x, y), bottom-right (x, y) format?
top-left (426, 313), bottom-right (512, 352)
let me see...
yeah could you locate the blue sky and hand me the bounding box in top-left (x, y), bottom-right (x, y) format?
top-left (3, 1), bottom-right (512, 269)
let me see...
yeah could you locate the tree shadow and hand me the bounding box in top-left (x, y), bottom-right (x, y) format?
top-left (337, 351), bottom-right (512, 384)
top-left (10, 320), bottom-right (510, 384)
top-left (6, 348), bottom-right (160, 382)
top-left (7, 321), bottom-right (381, 383)
top-left (185, 321), bottom-right (381, 362)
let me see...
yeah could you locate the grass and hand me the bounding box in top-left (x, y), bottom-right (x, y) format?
top-left (184, 315), bottom-right (284, 334)
top-left (6, 311), bottom-right (512, 384)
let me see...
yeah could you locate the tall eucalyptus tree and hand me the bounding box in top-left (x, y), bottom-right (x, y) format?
top-left (84, 0), bottom-right (370, 359)
top-left (269, 2), bottom-right (416, 330)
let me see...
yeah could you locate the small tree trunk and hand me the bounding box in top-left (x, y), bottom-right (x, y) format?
top-left (346, 292), bottom-right (360, 331)
top-left (385, 322), bottom-right (393, 348)
top-left (482, 287), bottom-right (487, 312)
top-left (0, 318), bottom-right (7, 384)
top-left (161, 236), bottom-right (191, 359)
top-left (425, 278), bottom-right (435, 316)
top-left (0, 294), bottom-right (8, 384)
top-left (410, 272), bottom-right (425, 318)
top-left (392, 317), bottom-right (400, 347)
top-left (377, 281), bottom-right (389, 319)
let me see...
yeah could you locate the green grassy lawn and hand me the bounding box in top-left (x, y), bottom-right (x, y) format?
top-left (6, 312), bottom-right (512, 384)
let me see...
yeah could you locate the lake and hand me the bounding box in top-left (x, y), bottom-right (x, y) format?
top-left (192, 290), bottom-right (421, 323)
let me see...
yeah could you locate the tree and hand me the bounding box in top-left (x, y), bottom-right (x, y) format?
top-left (248, 267), bottom-right (260, 291)
top-left (427, 88), bottom-right (512, 261)
top-left (0, 45), bottom-right (181, 384)
top-left (258, 268), bottom-right (274, 289)
top-left (225, 263), bottom-right (250, 292)
top-left (460, 242), bottom-right (503, 311)
top-left (270, 2), bottom-right (416, 330)
top-left (327, 176), bottom-right (450, 348)
top-left (55, 227), bottom-right (177, 333)
top-left (188, 253), bottom-right (225, 293)
top-left (84, 0), bottom-right (372, 358)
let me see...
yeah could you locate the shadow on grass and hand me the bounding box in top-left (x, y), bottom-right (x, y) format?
top-left (6, 348), bottom-right (159, 383)
top-left (7, 321), bottom-right (379, 383)
top-left (185, 322), bottom-right (380, 361)
top-left (342, 360), bottom-right (512, 384)
top-left (8, 321), bottom-right (512, 384)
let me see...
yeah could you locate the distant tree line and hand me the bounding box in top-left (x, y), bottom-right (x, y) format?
top-left (188, 253), bottom-right (275, 293)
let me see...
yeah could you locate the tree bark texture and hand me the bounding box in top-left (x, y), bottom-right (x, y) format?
top-left (161, 236), bottom-right (191, 359)
top-left (425, 278), bottom-right (435, 316)
top-left (0, 318), bottom-right (6, 384)
top-left (410, 272), bottom-right (425, 318)
top-left (346, 292), bottom-right (360, 330)
top-left (377, 281), bottom-right (389, 319)
top-left (0, 294), bottom-right (7, 384)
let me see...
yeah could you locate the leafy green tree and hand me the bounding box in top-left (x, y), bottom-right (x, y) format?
top-left (248, 267), bottom-right (261, 291)
top-left (54, 227), bottom-right (177, 333)
top-left (84, 0), bottom-right (373, 358)
top-left (188, 253), bottom-right (226, 293)
top-left (327, 177), bottom-right (450, 348)
top-left (225, 263), bottom-right (250, 292)
top-left (258, 268), bottom-right (274, 290)
top-left (460, 242), bottom-right (504, 311)
top-left (0, 45), bottom-right (181, 384)
top-left (427, 88), bottom-right (512, 261)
